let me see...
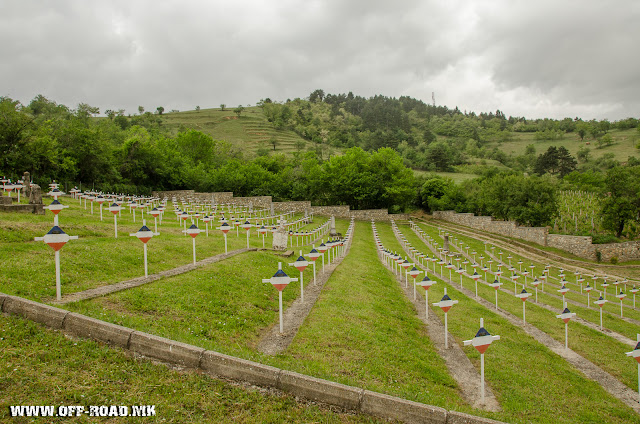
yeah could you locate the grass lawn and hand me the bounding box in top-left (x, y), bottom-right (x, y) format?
top-left (376, 221), bottom-right (640, 423)
top-left (0, 314), bottom-right (381, 423)
top-left (5, 202), bottom-right (640, 423)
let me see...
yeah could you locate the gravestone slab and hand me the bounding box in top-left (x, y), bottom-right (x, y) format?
top-left (272, 223), bottom-right (288, 251)
top-left (329, 216), bottom-right (337, 237)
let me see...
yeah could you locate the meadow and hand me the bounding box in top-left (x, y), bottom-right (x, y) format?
top-left (3, 193), bottom-right (640, 423)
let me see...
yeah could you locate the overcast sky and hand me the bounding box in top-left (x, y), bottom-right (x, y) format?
top-left (2, 0), bottom-right (639, 120)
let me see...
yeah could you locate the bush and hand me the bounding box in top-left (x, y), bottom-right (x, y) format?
top-left (610, 256), bottom-right (618, 265)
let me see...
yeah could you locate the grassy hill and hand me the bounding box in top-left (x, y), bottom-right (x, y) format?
top-left (159, 105), bottom-right (639, 179)
top-left (161, 107), bottom-right (312, 157)
top-left (485, 128), bottom-right (639, 163)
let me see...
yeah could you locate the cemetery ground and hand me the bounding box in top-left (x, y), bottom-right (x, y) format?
top-left (2, 199), bottom-right (640, 423)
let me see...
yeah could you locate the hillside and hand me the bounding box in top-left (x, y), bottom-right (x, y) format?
top-left (161, 107), bottom-right (316, 157)
top-left (158, 95), bottom-right (639, 179)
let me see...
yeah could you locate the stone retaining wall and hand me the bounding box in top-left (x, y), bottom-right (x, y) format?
top-left (273, 200), bottom-right (312, 213)
top-left (0, 204), bottom-right (45, 214)
top-left (0, 293), bottom-right (504, 424)
top-left (153, 190), bottom-right (406, 221)
top-left (231, 196), bottom-right (272, 208)
top-left (433, 211), bottom-right (547, 246)
top-left (433, 210), bottom-right (640, 263)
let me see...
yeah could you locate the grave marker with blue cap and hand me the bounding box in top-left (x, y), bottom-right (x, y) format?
top-left (289, 251), bottom-right (309, 302)
top-left (433, 288), bottom-right (458, 349)
top-left (515, 287), bottom-right (532, 324)
top-left (262, 262), bottom-right (298, 333)
top-left (616, 291), bottom-right (627, 317)
top-left (625, 334), bottom-right (640, 404)
top-left (217, 222), bottom-right (231, 253)
top-left (595, 295), bottom-right (607, 330)
top-left (184, 223), bottom-right (202, 264)
top-left (130, 220), bottom-right (159, 277)
top-left (108, 202), bottom-right (122, 238)
top-left (489, 279), bottom-right (503, 309)
top-left (418, 275), bottom-right (436, 319)
top-left (464, 318), bottom-right (500, 404)
top-left (556, 303), bottom-right (576, 349)
top-left (631, 286), bottom-right (639, 309)
top-left (35, 225), bottom-right (78, 300)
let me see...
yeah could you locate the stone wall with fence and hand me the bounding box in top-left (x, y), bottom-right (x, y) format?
top-left (433, 210), bottom-right (640, 263)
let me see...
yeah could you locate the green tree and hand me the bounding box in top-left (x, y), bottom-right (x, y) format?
top-left (156, 106), bottom-right (164, 115)
top-left (138, 106), bottom-right (145, 115)
top-left (556, 146), bottom-right (577, 177)
top-left (534, 146), bottom-right (576, 177)
top-left (309, 89), bottom-right (325, 103)
top-left (471, 174), bottom-right (557, 226)
top-left (220, 104), bottom-right (225, 111)
top-left (0, 97), bottom-right (33, 172)
top-left (601, 166), bottom-right (640, 237)
top-left (577, 146), bottom-right (591, 163)
top-left (233, 105), bottom-right (245, 117)
top-left (576, 122), bottom-right (588, 141)
top-left (269, 137), bottom-right (278, 151)
top-left (294, 139), bottom-right (306, 152)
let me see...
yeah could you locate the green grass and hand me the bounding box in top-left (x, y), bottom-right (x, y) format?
top-left (5, 203), bottom-right (640, 422)
top-left (62, 221), bottom-right (469, 412)
top-left (411, 222), bottom-right (640, 392)
top-left (376, 221), bottom-right (640, 423)
top-left (0, 314), bottom-right (381, 423)
top-left (0, 199), bottom-right (313, 300)
top-left (413, 170), bottom-right (479, 183)
top-left (161, 107), bottom-right (315, 158)
top-left (489, 128), bottom-right (639, 162)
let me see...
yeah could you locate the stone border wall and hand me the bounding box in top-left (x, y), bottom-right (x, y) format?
top-left (433, 210), bottom-right (640, 263)
top-left (153, 190), bottom-right (407, 222)
top-left (0, 204), bottom-right (45, 214)
top-left (0, 293), bottom-right (504, 424)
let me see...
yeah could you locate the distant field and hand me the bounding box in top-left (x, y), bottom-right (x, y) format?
top-left (162, 107), bottom-right (310, 157)
top-left (413, 170), bottom-right (479, 183)
top-left (488, 128), bottom-right (639, 162)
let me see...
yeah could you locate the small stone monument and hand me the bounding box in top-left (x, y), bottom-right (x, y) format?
top-left (443, 234), bottom-right (449, 252)
top-left (22, 172), bottom-right (31, 197)
top-left (329, 215), bottom-right (337, 237)
top-left (29, 184), bottom-right (43, 205)
top-left (272, 220), bottom-right (288, 250)
top-left (270, 203), bottom-right (275, 216)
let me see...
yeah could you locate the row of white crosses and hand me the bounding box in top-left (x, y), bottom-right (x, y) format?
top-left (1, 178), bottom-right (26, 201)
top-left (377, 222), bottom-right (501, 404)
top-left (402, 221), bottom-right (583, 347)
top-left (415, 221), bottom-right (640, 402)
top-left (261, 220), bottom-right (355, 333)
top-left (373, 223), bottom-right (435, 321)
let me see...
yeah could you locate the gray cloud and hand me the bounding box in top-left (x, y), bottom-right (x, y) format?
top-left (1, 0), bottom-right (638, 120)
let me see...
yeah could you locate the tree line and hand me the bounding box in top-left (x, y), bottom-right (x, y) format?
top-left (257, 90), bottom-right (639, 173)
top-left (0, 95), bottom-right (414, 212)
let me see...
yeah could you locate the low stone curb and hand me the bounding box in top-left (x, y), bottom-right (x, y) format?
top-left (0, 292), bottom-right (505, 424)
